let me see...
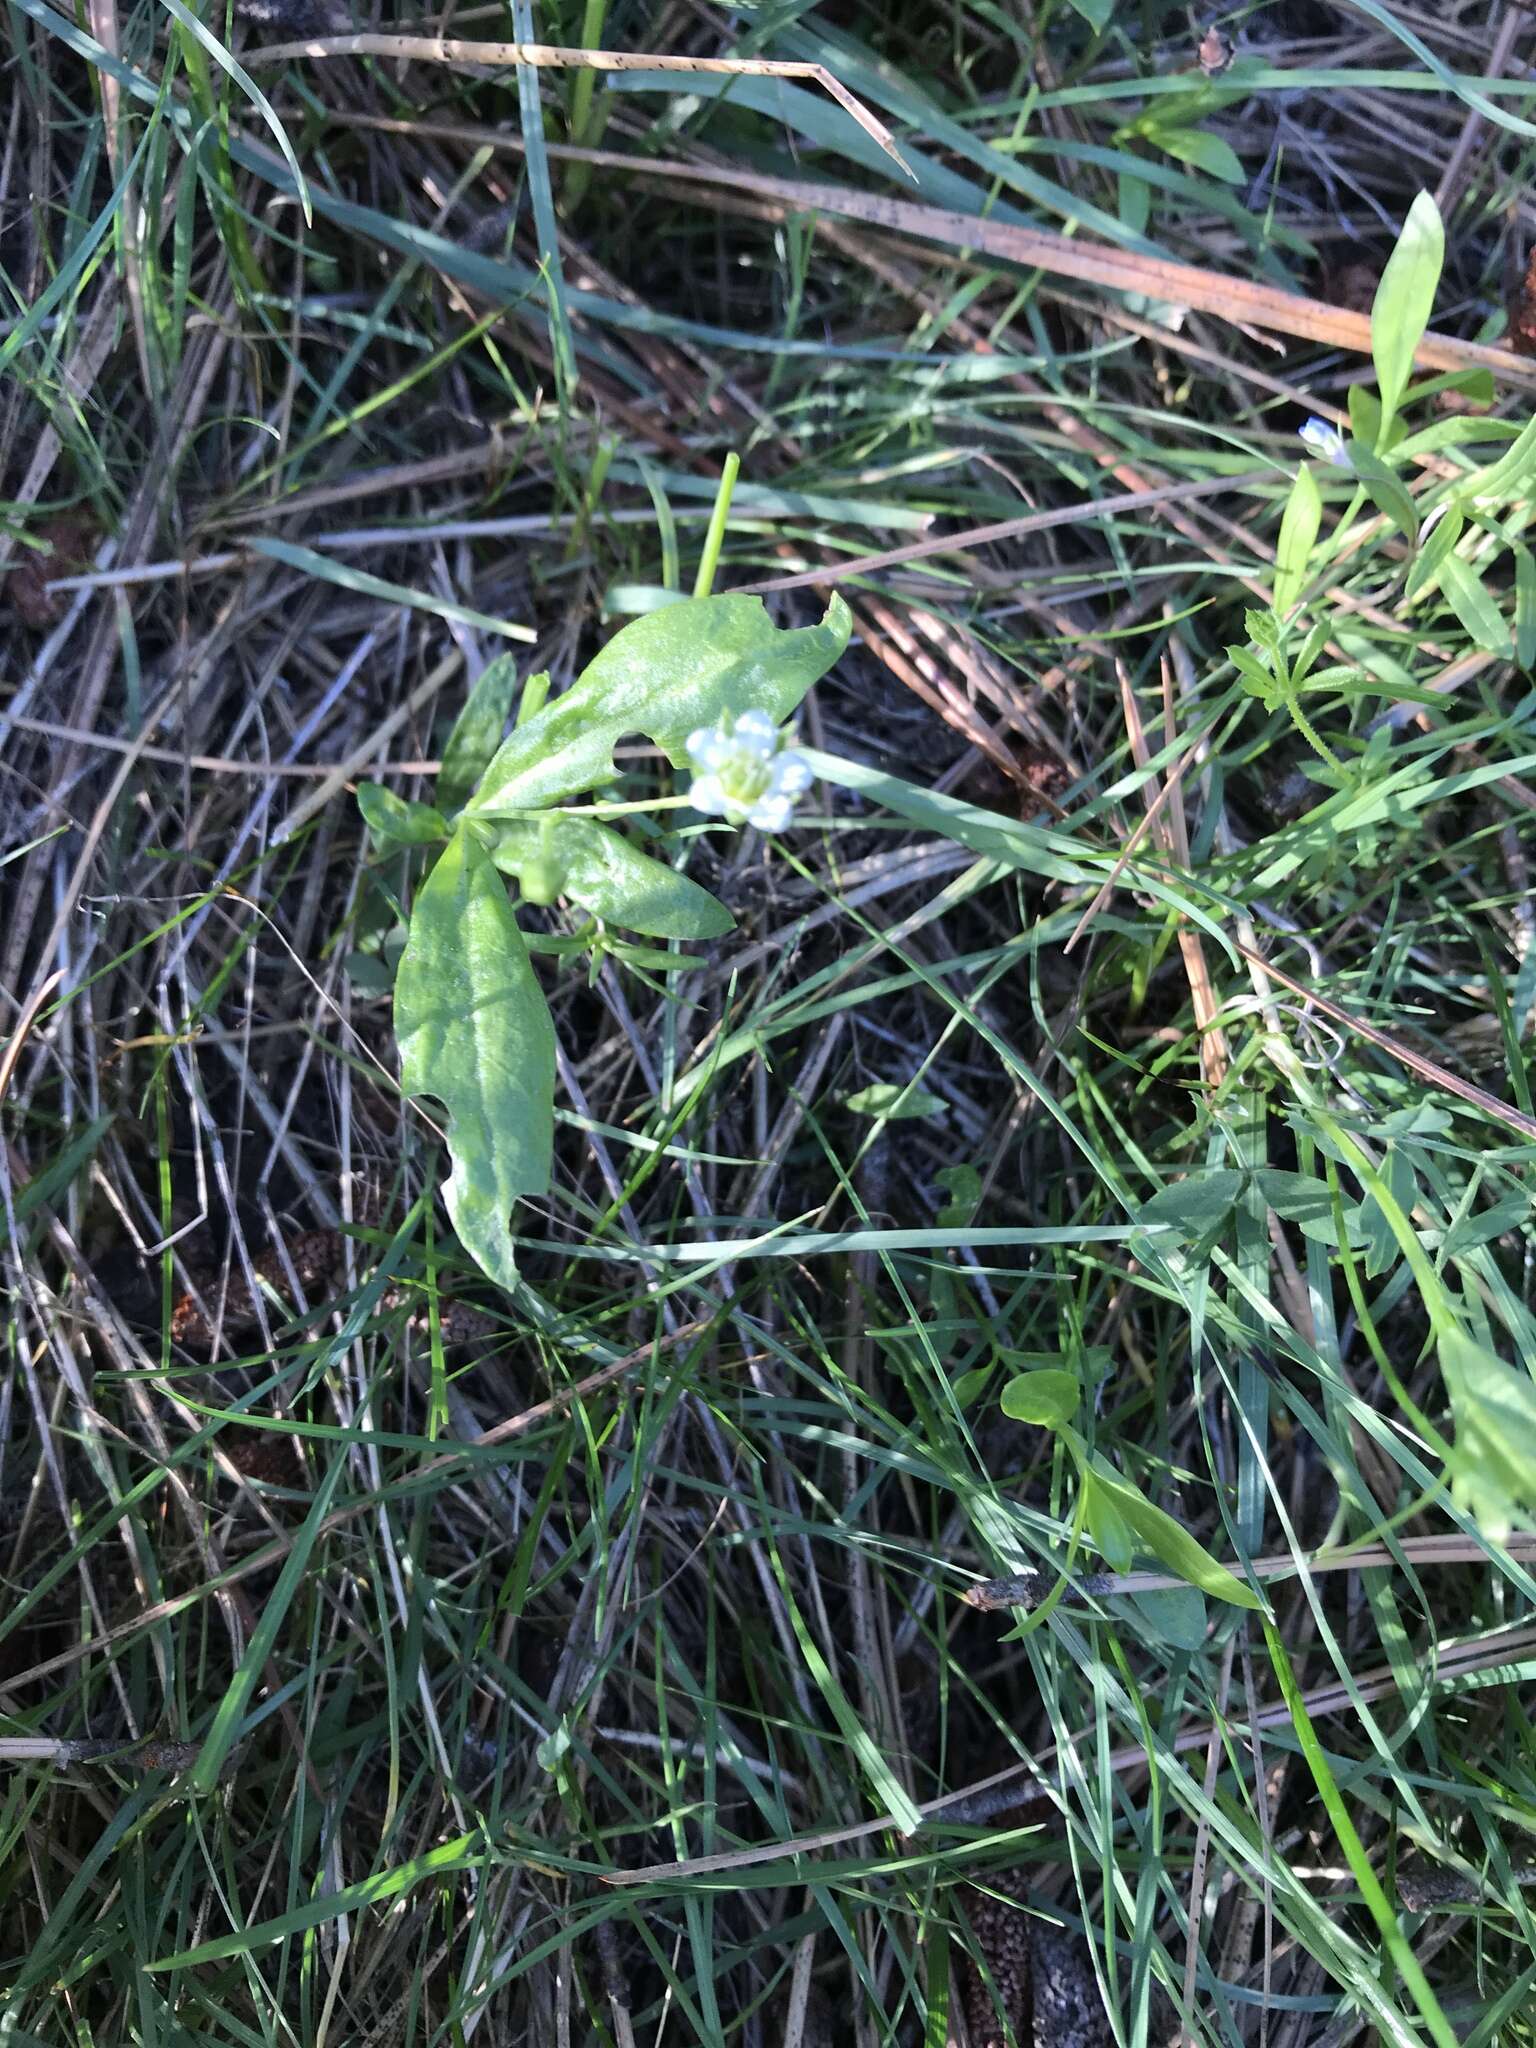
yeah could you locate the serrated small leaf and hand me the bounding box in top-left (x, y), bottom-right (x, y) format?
top-left (1088, 1460), bottom-right (1264, 1609)
top-left (846, 1081), bottom-right (946, 1120)
top-left (1372, 192), bottom-right (1444, 429)
top-left (396, 829), bottom-right (555, 1288)
top-left (467, 592), bottom-right (851, 816)
top-left (357, 784), bottom-right (449, 846)
top-left (1000, 1368), bottom-right (1081, 1429)
top-left (1137, 1169), bottom-right (1243, 1239)
top-left (437, 655), bottom-right (523, 815)
top-left (489, 815), bottom-right (734, 939)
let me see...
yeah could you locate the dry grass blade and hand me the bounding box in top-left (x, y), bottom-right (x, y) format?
top-left (240, 36), bottom-right (914, 175)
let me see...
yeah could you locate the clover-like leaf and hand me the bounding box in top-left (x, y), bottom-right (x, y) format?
top-left (466, 593), bottom-right (852, 817)
top-left (489, 815), bottom-right (734, 939)
top-left (396, 827), bottom-right (555, 1288)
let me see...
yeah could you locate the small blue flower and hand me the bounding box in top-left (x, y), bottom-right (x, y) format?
top-left (1297, 416), bottom-right (1349, 469)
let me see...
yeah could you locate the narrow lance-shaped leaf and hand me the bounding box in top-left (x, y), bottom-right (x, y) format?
top-left (437, 655), bottom-right (526, 816)
top-left (1274, 461), bottom-right (1322, 617)
top-left (466, 593), bottom-right (851, 815)
top-left (396, 828), bottom-right (555, 1288)
top-left (1088, 1456), bottom-right (1265, 1610)
top-left (1371, 192), bottom-right (1443, 431)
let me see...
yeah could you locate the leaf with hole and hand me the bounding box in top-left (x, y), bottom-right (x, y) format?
top-left (467, 593), bottom-right (851, 816)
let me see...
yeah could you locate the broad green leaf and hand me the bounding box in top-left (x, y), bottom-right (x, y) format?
top-left (438, 655), bottom-right (523, 816)
top-left (1137, 1168), bottom-right (1243, 1239)
top-left (1128, 1585), bottom-right (1208, 1651)
top-left (1000, 1368), bottom-right (1081, 1428)
top-left (357, 784), bottom-right (448, 847)
top-left (1347, 443), bottom-right (1418, 545)
top-left (1274, 461), bottom-right (1322, 616)
top-left (1083, 1469), bottom-right (1134, 1572)
top-left (846, 1081), bottom-right (946, 1120)
top-left (950, 1365), bottom-right (993, 1409)
top-left (1254, 1168), bottom-right (1342, 1245)
top-left (396, 829), bottom-right (555, 1288)
top-left (1439, 554), bottom-right (1510, 655)
top-left (1372, 193), bottom-right (1443, 428)
top-left (1088, 1459), bottom-right (1264, 1610)
top-left (467, 593), bottom-right (851, 815)
top-left (1441, 1193), bottom-right (1532, 1256)
top-left (488, 815), bottom-right (734, 938)
top-left (1065, 0), bottom-right (1111, 25)
top-left (1148, 125), bottom-right (1244, 184)
top-left (1441, 1328), bottom-right (1536, 1539)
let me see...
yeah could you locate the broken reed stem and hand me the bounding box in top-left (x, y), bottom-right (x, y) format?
top-left (240, 37), bottom-right (915, 176)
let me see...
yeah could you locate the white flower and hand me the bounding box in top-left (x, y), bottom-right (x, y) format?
top-left (1297, 416), bottom-right (1349, 469)
top-left (685, 709), bottom-right (813, 831)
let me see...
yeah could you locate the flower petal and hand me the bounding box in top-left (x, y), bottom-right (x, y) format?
top-left (747, 793), bottom-right (795, 833)
top-left (769, 751), bottom-right (813, 798)
top-left (688, 773), bottom-right (729, 817)
top-left (686, 727), bottom-right (732, 770)
top-left (732, 708), bottom-right (780, 757)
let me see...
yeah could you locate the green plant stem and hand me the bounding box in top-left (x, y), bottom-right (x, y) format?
top-left (692, 454), bottom-right (741, 599)
top-left (1262, 1619), bottom-right (1459, 2048)
top-left (1282, 685), bottom-right (1345, 776)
